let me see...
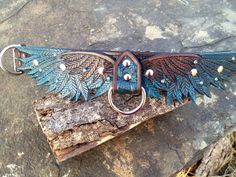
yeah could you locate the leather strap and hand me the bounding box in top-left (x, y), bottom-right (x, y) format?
top-left (113, 51), bottom-right (142, 94)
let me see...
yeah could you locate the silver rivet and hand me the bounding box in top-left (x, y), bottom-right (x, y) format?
top-left (194, 60), bottom-right (198, 64)
top-left (59, 64), bottom-right (66, 71)
top-left (145, 69), bottom-right (154, 77)
top-left (33, 59), bottom-right (39, 66)
top-left (199, 81), bottom-right (203, 85)
top-left (232, 57), bottom-right (235, 61)
top-left (215, 77), bottom-right (218, 81)
top-left (217, 66), bottom-right (224, 73)
top-left (124, 74), bottom-right (131, 81)
top-left (98, 67), bottom-right (105, 75)
top-left (191, 68), bottom-right (198, 76)
top-left (122, 60), bottom-right (131, 67)
top-left (161, 79), bottom-right (165, 83)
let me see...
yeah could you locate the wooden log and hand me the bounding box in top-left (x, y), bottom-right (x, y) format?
top-left (173, 132), bottom-right (236, 177)
top-left (195, 132), bottom-right (236, 176)
top-left (34, 93), bottom-right (188, 162)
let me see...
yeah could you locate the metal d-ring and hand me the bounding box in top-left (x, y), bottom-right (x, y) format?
top-left (0, 44), bottom-right (23, 75)
top-left (108, 87), bottom-right (146, 115)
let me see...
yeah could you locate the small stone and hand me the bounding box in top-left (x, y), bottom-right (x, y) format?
top-left (199, 81), bottom-right (204, 85)
top-left (32, 59), bottom-right (39, 66)
top-left (145, 69), bottom-right (154, 77)
top-left (124, 74), bottom-right (131, 81)
top-left (191, 68), bottom-right (198, 76)
top-left (217, 66), bottom-right (224, 73)
top-left (59, 64), bottom-right (66, 71)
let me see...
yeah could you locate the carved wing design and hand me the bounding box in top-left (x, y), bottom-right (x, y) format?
top-left (16, 46), bottom-right (114, 101)
top-left (141, 52), bottom-right (236, 105)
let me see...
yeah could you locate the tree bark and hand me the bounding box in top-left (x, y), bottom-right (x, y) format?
top-left (34, 94), bottom-right (188, 162)
top-left (195, 133), bottom-right (235, 177)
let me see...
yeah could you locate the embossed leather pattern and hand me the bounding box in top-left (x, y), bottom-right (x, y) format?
top-left (15, 46), bottom-right (236, 105)
top-left (113, 51), bottom-right (141, 94)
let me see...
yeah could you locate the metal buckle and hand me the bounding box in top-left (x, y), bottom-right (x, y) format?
top-left (0, 44), bottom-right (23, 75)
top-left (108, 87), bottom-right (146, 115)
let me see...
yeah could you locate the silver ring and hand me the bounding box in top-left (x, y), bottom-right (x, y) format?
top-left (108, 87), bottom-right (146, 115)
top-left (0, 44), bottom-right (23, 75)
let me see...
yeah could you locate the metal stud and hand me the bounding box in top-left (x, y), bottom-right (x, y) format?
top-left (161, 79), bottom-right (165, 83)
top-left (59, 64), bottom-right (66, 71)
top-left (215, 77), bottom-right (218, 81)
top-left (194, 60), bottom-right (198, 64)
top-left (145, 69), bottom-right (154, 77)
top-left (124, 74), bottom-right (131, 81)
top-left (217, 66), bottom-right (224, 73)
top-left (32, 59), bottom-right (39, 66)
top-left (122, 60), bottom-right (131, 67)
top-left (98, 67), bottom-right (105, 75)
top-left (191, 68), bottom-right (198, 76)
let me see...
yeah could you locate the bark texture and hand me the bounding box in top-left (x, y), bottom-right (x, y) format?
top-left (34, 94), bottom-right (188, 162)
top-left (195, 133), bottom-right (235, 177)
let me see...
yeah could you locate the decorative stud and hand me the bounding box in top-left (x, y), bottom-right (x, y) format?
top-left (145, 69), bottom-right (154, 77)
top-left (217, 66), bottom-right (224, 73)
top-left (98, 67), bottom-right (105, 75)
top-left (199, 81), bottom-right (204, 85)
top-left (59, 64), bottom-right (66, 71)
top-left (193, 60), bottom-right (198, 64)
top-left (122, 60), bottom-right (131, 67)
top-left (232, 57), bottom-right (235, 61)
top-left (32, 59), bottom-right (39, 66)
top-left (161, 79), bottom-right (165, 83)
top-left (124, 74), bottom-right (131, 81)
top-left (215, 77), bottom-right (218, 81)
top-left (190, 68), bottom-right (198, 76)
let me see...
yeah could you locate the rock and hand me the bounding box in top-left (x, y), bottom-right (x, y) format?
top-left (0, 0), bottom-right (236, 176)
top-left (0, 0), bottom-right (29, 24)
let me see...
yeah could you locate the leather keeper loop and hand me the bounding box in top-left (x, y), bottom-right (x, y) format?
top-left (113, 51), bottom-right (142, 94)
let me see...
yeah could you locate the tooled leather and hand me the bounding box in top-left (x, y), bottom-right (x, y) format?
top-left (113, 51), bottom-right (142, 94)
